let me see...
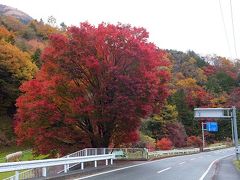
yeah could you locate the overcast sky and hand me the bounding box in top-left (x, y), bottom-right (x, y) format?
top-left (1, 0), bottom-right (240, 59)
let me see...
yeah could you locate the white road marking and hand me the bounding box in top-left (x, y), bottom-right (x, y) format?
top-left (74, 163), bottom-right (151, 180)
top-left (157, 167), bottom-right (172, 173)
top-left (74, 155), bottom-right (180, 180)
top-left (73, 148), bottom-right (234, 180)
top-left (179, 161), bottom-right (185, 165)
top-left (199, 153), bottom-right (234, 180)
top-left (190, 158), bottom-right (196, 160)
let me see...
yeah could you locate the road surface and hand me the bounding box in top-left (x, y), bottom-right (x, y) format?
top-left (71, 147), bottom-right (239, 180)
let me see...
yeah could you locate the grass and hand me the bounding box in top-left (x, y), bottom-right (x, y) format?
top-left (207, 142), bottom-right (224, 147)
top-left (0, 146), bottom-right (27, 163)
top-left (0, 146), bottom-right (48, 179)
top-left (126, 151), bottom-right (147, 159)
top-left (234, 160), bottom-right (240, 171)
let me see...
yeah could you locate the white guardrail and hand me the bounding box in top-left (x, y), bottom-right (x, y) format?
top-left (2, 146), bottom-right (226, 180)
top-left (1, 154), bottom-right (115, 180)
top-left (148, 148), bottom-right (200, 158)
top-left (3, 148), bottom-right (146, 180)
top-left (203, 145), bottom-right (227, 151)
top-left (148, 145), bottom-right (228, 158)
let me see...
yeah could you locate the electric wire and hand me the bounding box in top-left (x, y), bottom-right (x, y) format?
top-left (229, 0), bottom-right (238, 58)
top-left (218, 0), bottom-right (232, 57)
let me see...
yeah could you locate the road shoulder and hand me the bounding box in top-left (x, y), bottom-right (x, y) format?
top-left (206, 155), bottom-right (240, 180)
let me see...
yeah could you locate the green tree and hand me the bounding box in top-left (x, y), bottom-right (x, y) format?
top-left (141, 103), bottom-right (178, 140)
top-left (170, 90), bottom-right (199, 136)
top-left (31, 48), bottom-right (42, 68)
top-left (206, 72), bottom-right (236, 93)
top-left (187, 50), bottom-right (207, 68)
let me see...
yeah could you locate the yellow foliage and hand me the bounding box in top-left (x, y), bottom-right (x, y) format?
top-left (0, 40), bottom-right (38, 80)
top-left (210, 93), bottom-right (229, 107)
top-left (0, 26), bottom-right (15, 43)
top-left (217, 57), bottom-right (234, 69)
top-left (176, 78), bottom-right (198, 89)
top-left (31, 20), bottom-right (58, 39)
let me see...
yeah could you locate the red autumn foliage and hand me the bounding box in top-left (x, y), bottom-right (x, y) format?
top-left (187, 136), bottom-right (202, 147)
top-left (203, 65), bottom-right (216, 76)
top-left (204, 58), bottom-right (237, 79)
top-left (186, 87), bottom-right (212, 108)
top-left (14, 22), bottom-right (170, 155)
top-left (204, 131), bottom-right (215, 144)
top-left (166, 122), bottom-right (187, 148)
top-left (227, 87), bottom-right (240, 109)
top-left (156, 137), bottom-right (173, 150)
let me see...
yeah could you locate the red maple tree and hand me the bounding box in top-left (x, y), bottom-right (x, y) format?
top-left (15, 23), bottom-right (170, 155)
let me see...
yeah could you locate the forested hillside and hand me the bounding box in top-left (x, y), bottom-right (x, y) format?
top-left (0, 5), bottom-right (240, 156)
top-left (140, 50), bottom-right (240, 150)
top-left (0, 9), bottom-right (60, 146)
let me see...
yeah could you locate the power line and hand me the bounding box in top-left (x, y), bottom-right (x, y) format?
top-left (229, 0), bottom-right (238, 58)
top-left (218, 0), bottom-right (232, 57)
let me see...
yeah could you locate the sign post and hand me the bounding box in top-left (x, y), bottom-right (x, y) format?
top-left (194, 107), bottom-right (239, 160)
top-left (201, 122), bottom-right (205, 149)
top-left (201, 122), bottom-right (218, 149)
top-left (231, 116), bottom-right (235, 144)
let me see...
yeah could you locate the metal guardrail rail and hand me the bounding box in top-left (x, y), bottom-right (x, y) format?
top-left (203, 145), bottom-right (227, 151)
top-left (148, 145), bottom-right (228, 158)
top-left (1, 154), bottom-right (115, 180)
top-left (3, 148), bottom-right (147, 180)
top-left (148, 148), bottom-right (200, 158)
top-left (3, 146), bottom-right (226, 179)
top-left (58, 148), bottom-right (148, 173)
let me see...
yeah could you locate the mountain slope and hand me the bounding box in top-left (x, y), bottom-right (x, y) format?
top-left (0, 4), bottom-right (32, 23)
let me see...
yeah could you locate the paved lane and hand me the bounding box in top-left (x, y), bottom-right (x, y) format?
top-left (73, 148), bottom-right (236, 180)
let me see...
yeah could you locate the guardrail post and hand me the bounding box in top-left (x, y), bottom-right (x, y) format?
top-left (106, 159), bottom-right (108, 165)
top-left (64, 164), bottom-right (68, 173)
top-left (145, 148), bottom-right (148, 159)
top-left (104, 148), bottom-right (106, 155)
top-left (94, 160), bottom-right (97, 167)
top-left (81, 162), bottom-right (84, 170)
top-left (42, 167), bottom-right (47, 177)
top-left (66, 155), bottom-right (69, 172)
top-left (15, 171), bottom-right (19, 180)
top-left (85, 149), bottom-right (87, 156)
top-left (110, 158), bottom-right (113, 165)
top-left (95, 149), bottom-right (97, 155)
top-left (67, 163), bottom-right (69, 171)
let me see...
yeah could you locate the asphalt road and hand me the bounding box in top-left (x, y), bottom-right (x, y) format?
top-left (72, 147), bottom-right (239, 180)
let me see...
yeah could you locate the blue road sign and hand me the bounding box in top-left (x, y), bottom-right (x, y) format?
top-left (206, 122), bottom-right (218, 132)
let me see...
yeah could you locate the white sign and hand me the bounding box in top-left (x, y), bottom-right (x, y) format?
top-left (194, 108), bottom-right (232, 118)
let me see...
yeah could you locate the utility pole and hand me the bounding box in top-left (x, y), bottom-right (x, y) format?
top-left (231, 114), bottom-right (235, 144)
top-left (232, 106), bottom-right (239, 160)
top-left (202, 122), bottom-right (205, 150)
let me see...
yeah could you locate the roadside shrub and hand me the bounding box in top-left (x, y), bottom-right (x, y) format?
top-left (187, 136), bottom-right (202, 147)
top-left (204, 132), bottom-right (215, 144)
top-left (225, 137), bottom-right (233, 147)
top-left (156, 137), bottom-right (173, 150)
top-left (133, 133), bottom-right (156, 151)
top-left (166, 122), bottom-right (187, 148)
